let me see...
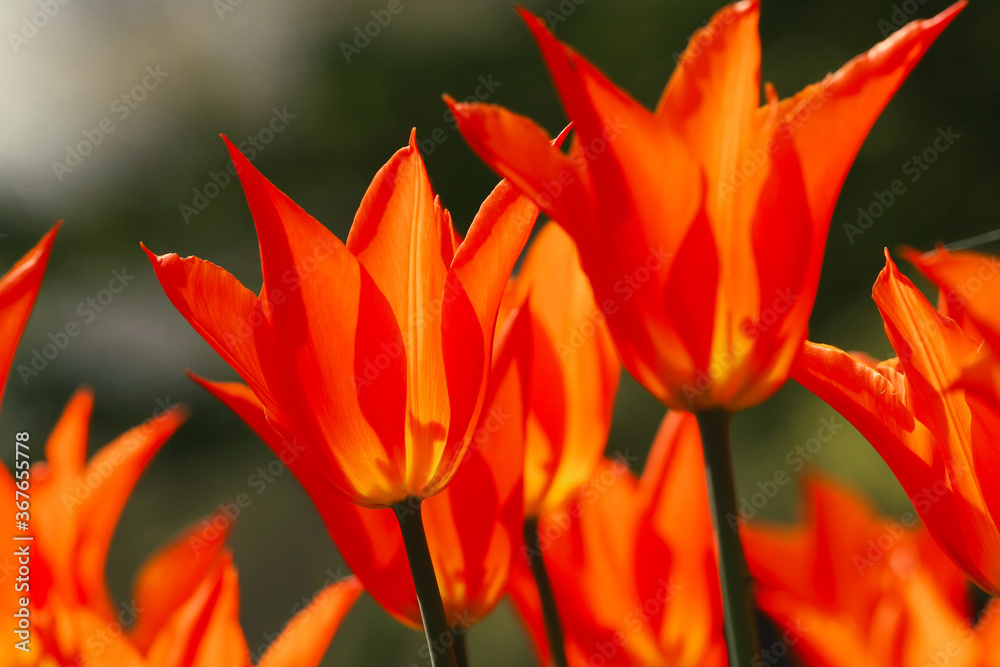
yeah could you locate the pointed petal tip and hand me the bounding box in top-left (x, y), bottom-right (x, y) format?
top-left (931, 0), bottom-right (967, 29)
top-left (553, 122), bottom-right (572, 148)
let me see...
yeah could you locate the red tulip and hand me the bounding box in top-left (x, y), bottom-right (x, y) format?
top-left (792, 252), bottom-right (1000, 595)
top-left (2, 387), bottom-right (360, 666)
top-left (745, 476), bottom-right (979, 667)
top-left (502, 221), bottom-right (619, 517)
top-left (190, 299), bottom-right (530, 630)
top-left (512, 412), bottom-right (726, 667)
top-left (145, 131), bottom-right (541, 508)
top-left (447, 1), bottom-right (964, 411)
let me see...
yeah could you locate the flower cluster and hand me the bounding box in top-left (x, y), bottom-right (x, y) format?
top-left (3, 1), bottom-right (993, 666)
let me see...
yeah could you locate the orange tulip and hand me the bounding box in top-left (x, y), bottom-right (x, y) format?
top-left (512, 413), bottom-right (726, 667)
top-left (792, 252), bottom-right (1000, 595)
top-left (447, 1), bottom-right (964, 411)
top-left (501, 222), bottom-right (619, 518)
top-left (144, 131), bottom-right (541, 508)
top-left (745, 476), bottom-right (982, 667)
top-left (190, 300), bottom-right (531, 633)
top-left (0, 224), bottom-right (58, 411)
top-left (1, 387), bottom-right (360, 666)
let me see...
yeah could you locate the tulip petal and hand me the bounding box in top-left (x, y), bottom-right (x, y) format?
top-left (0, 223), bottom-right (58, 412)
top-left (872, 254), bottom-right (1000, 588)
top-left (43, 387), bottom-right (92, 495)
top-left (257, 577), bottom-right (362, 667)
top-left (905, 247), bottom-right (1000, 353)
top-left (222, 136), bottom-right (408, 506)
top-left (73, 405), bottom-right (187, 613)
top-left (507, 223), bottom-right (619, 516)
top-left (764, 1), bottom-right (966, 229)
top-left (190, 373), bottom-right (420, 627)
top-left (130, 511), bottom-right (233, 651)
top-left (636, 412), bottom-right (722, 664)
top-left (146, 554), bottom-right (248, 667)
top-left (143, 246), bottom-right (273, 405)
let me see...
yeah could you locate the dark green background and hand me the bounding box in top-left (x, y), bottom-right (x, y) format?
top-left (1, 0), bottom-right (996, 664)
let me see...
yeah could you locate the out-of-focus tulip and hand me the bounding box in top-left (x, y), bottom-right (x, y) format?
top-left (745, 476), bottom-right (984, 667)
top-left (512, 413), bottom-right (726, 667)
top-left (501, 222), bottom-right (619, 518)
top-left (1, 388), bottom-right (360, 666)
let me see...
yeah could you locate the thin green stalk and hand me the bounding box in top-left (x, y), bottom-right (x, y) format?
top-left (696, 408), bottom-right (761, 666)
top-left (393, 499), bottom-right (459, 667)
top-left (523, 517), bottom-right (569, 667)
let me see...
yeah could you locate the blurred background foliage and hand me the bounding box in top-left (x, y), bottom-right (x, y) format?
top-left (0, 0), bottom-right (997, 664)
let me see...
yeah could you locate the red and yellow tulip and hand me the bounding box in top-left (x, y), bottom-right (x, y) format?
top-left (190, 284), bottom-right (531, 631)
top-left (793, 252), bottom-right (1000, 596)
top-left (145, 131), bottom-right (542, 508)
top-left (512, 412), bottom-right (726, 667)
top-left (501, 222), bottom-right (619, 518)
top-left (448, 0), bottom-right (965, 412)
top-left (746, 476), bottom-right (990, 667)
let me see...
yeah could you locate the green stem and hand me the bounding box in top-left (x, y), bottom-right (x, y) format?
top-left (523, 517), bottom-right (569, 667)
top-left (393, 499), bottom-right (459, 667)
top-left (695, 409), bottom-right (760, 666)
top-left (454, 632), bottom-right (469, 667)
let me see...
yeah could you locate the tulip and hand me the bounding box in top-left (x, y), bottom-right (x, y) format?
top-left (145, 131), bottom-right (540, 510)
top-left (190, 301), bottom-right (531, 663)
top-left (505, 221), bottom-right (620, 519)
top-left (503, 222), bottom-right (619, 665)
top-left (447, 1), bottom-right (964, 413)
top-left (745, 476), bottom-right (981, 667)
top-left (512, 412), bottom-right (726, 667)
top-left (792, 252), bottom-right (1000, 595)
top-left (1, 387), bottom-right (360, 666)
top-left (146, 131), bottom-right (549, 666)
top-left (448, 5), bottom-right (965, 659)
